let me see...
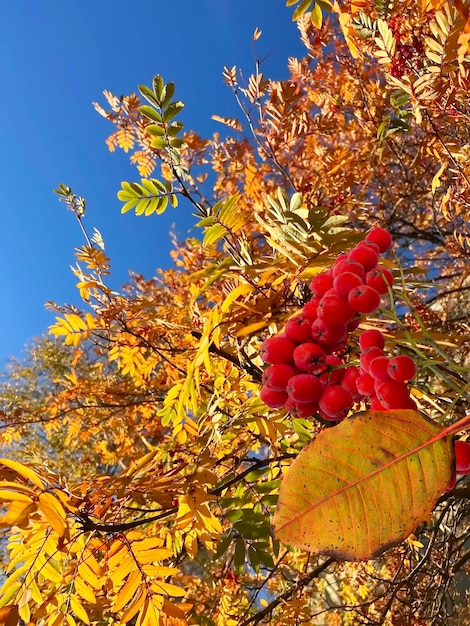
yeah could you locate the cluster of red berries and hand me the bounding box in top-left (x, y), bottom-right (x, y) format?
top-left (259, 227), bottom-right (419, 422)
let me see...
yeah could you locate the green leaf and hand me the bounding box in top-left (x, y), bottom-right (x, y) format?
top-left (167, 121), bottom-right (184, 137)
top-left (139, 84), bottom-right (160, 108)
top-left (151, 138), bottom-right (168, 150)
top-left (273, 410), bottom-right (453, 561)
top-left (152, 75), bottom-right (165, 102)
top-left (203, 224), bottom-right (227, 247)
top-left (169, 137), bottom-right (185, 149)
top-left (139, 105), bottom-right (162, 123)
top-left (146, 124), bottom-right (166, 137)
top-left (163, 101), bottom-right (184, 123)
top-left (233, 537), bottom-right (246, 574)
top-left (292, 0), bottom-right (313, 20)
top-left (310, 2), bottom-right (323, 27)
top-left (214, 531), bottom-right (233, 560)
top-left (160, 82), bottom-right (176, 109)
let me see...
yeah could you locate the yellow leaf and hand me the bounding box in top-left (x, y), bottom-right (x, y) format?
top-left (70, 595), bottom-right (90, 625)
top-left (113, 570), bottom-right (142, 613)
top-left (221, 283), bottom-right (253, 313)
top-left (150, 581), bottom-right (186, 597)
top-left (134, 548), bottom-right (173, 564)
top-left (0, 501), bottom-right (36, 527)
top-left (38, 492), bottom-right (68, 537)
top-left (234, 320), bottom-right (270, 337)
top-left (74, 577), bottom-right (96, 605)
top-left (77, 561), bottom-right (101, 590)
top-left (119, 588), bottom-right (145, 624)
top-left (0, 459), bottom-right (43, 489)
top-left (131, 537), bottom-right (164, 552)
top-left (0, 491), bottom-right (34, 504)
top-left (432, 162), bottom-right (446, 194)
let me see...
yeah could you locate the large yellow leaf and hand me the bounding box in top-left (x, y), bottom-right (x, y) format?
top-left (273, 410), bottom-right (453, 561)
top-left (0, 459), bottom-right (43, 489)
top-left (38, 492), bottom-right (68, 537)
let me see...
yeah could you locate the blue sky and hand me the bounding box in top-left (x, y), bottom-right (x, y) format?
top-left (0, 1), bottom-right (306, 366)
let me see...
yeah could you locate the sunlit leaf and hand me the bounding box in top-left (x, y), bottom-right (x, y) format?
top-left (273, 410), bottom-right (453, 561)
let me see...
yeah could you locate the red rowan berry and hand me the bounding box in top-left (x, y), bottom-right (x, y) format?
top-left (319, 355), bottom-right (344, 385)
top-left (286, 373), bottom-right (323, 403)
top-left (369, 356), bottom-right (391, 382)
top-left (348, 285), bottom-right (381, 314)
top-left (356, 372), bottom-right (376, 396)
top-left (333, 272), bottom-right (363, 298)
top-left (262, 364), bottom-right (297, 391)
top-left (293, 342), bottom-right (326, 373)
top-left (454, 440), bottom-right (470, 474)
top-left (309, 272), bottom-right (334, 297)
top-left (285, 316), bottom-right (313, 343)
top-left (376, 380), bottom-right (410, 409)
top-left (332, 259), bottom-right (364, 278)
top-left (365, 227), bottom-right (393, 253)
top-left (359, 329), bottom-right (385, 350)
top-left (319, 385), bottom-right (353, 419)
top-left (387, 355), bottom-right (417, 382)
top-left (302, 297), bottom-right (320, 320)
top-left (341, 366), bottom-right (361, 398)
top-left (318, 293), bottom-right (355, 325)
top-left (260, 336), bottom-right (296, 364)
top-left (366, 267), bottom-right (394, 294)
top-left (311, 318), bottom-right (347, 347)
top-left (360, 346), bottom-right (384, 372)
top-left (348, 246), bottom-right (379, 271)
top-left (260, 386), bottom-right (288, 408)
top-left (285, 398), bottom-right (319, 418)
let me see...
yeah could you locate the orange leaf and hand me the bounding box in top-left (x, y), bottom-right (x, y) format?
top-left (273, 410), bottom-right (453, 561)
top-left (0, 606), bottom-right (19, 626)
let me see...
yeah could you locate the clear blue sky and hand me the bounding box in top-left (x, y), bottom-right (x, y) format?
top-left (0, 1), bottom-right (305, 366)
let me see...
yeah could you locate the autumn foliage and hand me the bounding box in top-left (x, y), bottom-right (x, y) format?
top-left (1, 2), bottom-right (470, 625)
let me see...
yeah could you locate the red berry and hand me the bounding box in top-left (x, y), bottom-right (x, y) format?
top-left (285, 398), bottom-right (319, 418)
top-left (446, 473), bottom-right (457, 492)
top-left (348, 246), bottom-right (379, 271)
top-left (319, 355), bottom-right (344, 385)
top-left (369, 356), bottom-right (391, 382)
top-left (285, 316), bottom-right (313, 343)
top-left (319, 385), bottom-right (353, 419)
top-left (357, 240), bottom-right (380, 254)
top-left (293, 343), bottom-right (326, 373)
top-left (302, 297), bottom-right (320, 320)
top-left (348, 285), bottom-right (381, 314)
top-left (359, 329), bottom-right (385, 350)
top-left (260, 336), bottom-right (296, 364)
top-left (360, 346), bottom-right (384, 373)
top-left (286, 373), bottom-right (323, 403)
top-left (332, 259), bottom-right (364, 279)
top-left (346, 316), bottom-right (361, 332)
top-left (387, 355), bottom-right (417, 382)
top-left (333, 272), bottom-right (363, 298)
top-left (356, 373), bottom-right (376, 396)
top-left (262, 364), bottom-right (297, 391)
top-left (366, 267), bottom-right (394, 294)
top-left (311, 318), bottom-right (347, 347)
top-left (454, 440), bottom-right (470, 474)
top-left (318, 293), bottom-right (355, 325)
top-left (260, 386), bottom-right (288, 408)
top-left (366, 228), bottom-right (393, 253)
top-left (341, 366), bottom-right (362, 398)
top-left (376, 381), bottom-right (410, 409)
top-left (309, 272), bottom-right (334, 297)
top-left (369, 395), bottom-right (388, 411)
